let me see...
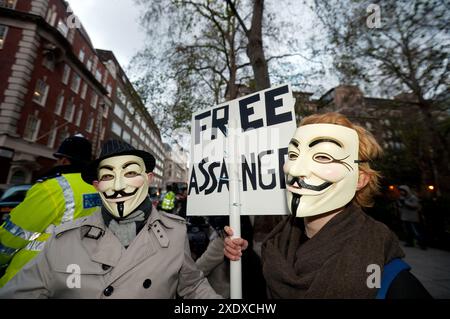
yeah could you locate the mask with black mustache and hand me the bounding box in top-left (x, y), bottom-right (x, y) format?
top-left (283, 124), bottom-right (360, 218)
top-left (94, 155), bottom-right (151, 219)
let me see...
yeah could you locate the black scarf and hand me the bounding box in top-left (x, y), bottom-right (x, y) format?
top-left (261, 203), bottom-right (404, 299)
top-left (101, 196), bottom-right (152, 236)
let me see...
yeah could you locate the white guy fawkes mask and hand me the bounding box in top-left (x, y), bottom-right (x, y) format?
top-left (283, 124), bottom-right (359, 218)
top-left (96, 155), bottom-right (150, 219)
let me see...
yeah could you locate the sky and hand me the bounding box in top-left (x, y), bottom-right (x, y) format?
top-left (66, 0), bottom-right (145, 68)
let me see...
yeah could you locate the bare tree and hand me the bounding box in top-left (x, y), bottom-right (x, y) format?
top-left (312, 0), bottom-right (450, 193)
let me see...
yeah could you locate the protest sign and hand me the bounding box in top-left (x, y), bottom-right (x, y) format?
top-left (187, 84), bottom-right (296, 216)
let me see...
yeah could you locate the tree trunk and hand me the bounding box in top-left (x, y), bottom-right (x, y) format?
top-left (247, 0), bottom-right (270, 91)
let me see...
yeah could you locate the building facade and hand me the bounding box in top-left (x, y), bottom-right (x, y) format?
top-left (162, 143), bottom-right (188, 188)
top-left (97, 49), bottom-right (165, 188)
top-left (0, 0), bottom-right (163, 188)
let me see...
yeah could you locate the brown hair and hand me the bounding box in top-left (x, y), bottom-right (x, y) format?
top-left (299, 112), bottom-right (383, 207)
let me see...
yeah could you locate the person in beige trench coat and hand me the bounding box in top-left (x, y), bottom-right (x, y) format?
top-left (0, 140), bottom-right (222, 299)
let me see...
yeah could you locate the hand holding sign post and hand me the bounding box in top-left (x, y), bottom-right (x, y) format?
top-left (187, 84), bottom-right (297, 298)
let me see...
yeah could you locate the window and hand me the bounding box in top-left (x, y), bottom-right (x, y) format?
top-left (57, 20), bottom-right (69, 37)
top-left (55, 93), bottom-right (64, 115)
top-left (122, 131), bottom-right (131, 143)
top-left (81, 83), bottom-right (87, 99)
top-left (106, 84), bottom-right (112, 97)
top-left (95, 69), bottom-right (102, 82)
top-left (62, 64), bottom-right (71, 84)
top-left (32, 79), bottom-right (49, 106)
top-left (86, 59), bottom-right (93, 72)
top-left (0, 0), bottom-right (16, 9)
top-left (75, 108), bottom-right (83, 126)
top-left (124, 115), bottom-right (132, 127)
top-left (78, 49), bottom-right (85, 63)
top-left (86, 115), bottom-right (94, 133)
top-left (71, 73), bottom-right (81, 94)
top-left (23, 114), bottom-right (41, 141)
top-left (58, 129), bottom-right (70, 147)
top-left (113, 104), bottom-right (124, 119)
top-left (133, 124), bottom-right (139, 136)
top-left (0, 25), bottom-right (8, 49)
top-left (90, 92), bottom-right (98, 109)
top-left (112, 121), bottom-right (122, 136)
top-left (117, 87), bottom-right (126, 105)
top-left (64, 99), bottom-right (75, 122)
top-left (47, 122), bottom-right (58, 148)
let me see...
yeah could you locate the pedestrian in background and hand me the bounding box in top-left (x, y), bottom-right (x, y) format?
top-left (397, 185), bottom-right (427, 249)
top-left (0, 135), bottom-right (100, 287)
top-left (161, 184), bottom-right (176, 214)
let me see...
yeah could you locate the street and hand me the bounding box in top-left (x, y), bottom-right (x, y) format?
top-left (404, 244), bottom-right (450, 299)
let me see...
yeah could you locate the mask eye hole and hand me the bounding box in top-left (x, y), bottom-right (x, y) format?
top-left (100, 174), bottom-right (114, 181)
top-left (288, 152), bottom-right (298, 160)
top-left (313, 153), bottom-right (333, 163)
top-left (124, 171), bottom-right (138, 178)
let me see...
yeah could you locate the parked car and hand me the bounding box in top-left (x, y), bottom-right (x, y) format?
top-left (0, 184), bottom-right (32, 222)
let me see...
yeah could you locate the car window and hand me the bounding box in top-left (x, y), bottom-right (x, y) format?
top-left (0, 190), bottom-right (29, 202)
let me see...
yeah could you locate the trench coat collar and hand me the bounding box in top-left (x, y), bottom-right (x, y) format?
top-left (78, 206), bottom-right (177, 270)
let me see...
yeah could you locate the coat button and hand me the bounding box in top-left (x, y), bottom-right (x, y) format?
top-left (103, 286), bottom-right (114, 297)
top-left (102, 264), bottom-right (111, 271)
top-left (143, 279), bottom-right (152, 289)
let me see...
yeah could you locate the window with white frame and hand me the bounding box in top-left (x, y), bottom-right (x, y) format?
top-left (71, 73), bottom-right (81, 94)
top-left (62, 64), bottom-right (71, 84)
top-left (55, 92), bottom-right (64, 115)
top-left (113, 104), bottom-right (124, 119)
top-left (57, 19), bottom-right (68, 37)
top-left (78, 49), bottom-right (85, 63)
top-left (124, 115), bottom-right (132, 127)
top-left (81, 83), bottom-right (87, 99)
top-left (95, 69), bottom-right (102, 82)
top-left (23, 114), bottom-right (41, 142)
top-left (86, 115), bottom-right (94, 133)
top-left (133, 124), bottom-right (139, 136)
top-left (64, 99), bottom-right (75, 122)
top-left (112, 121), bottom-right (122, 136)
top-left (0, 25), bottom-right (8, 49)
top-left (86, 59), bottom-right (93, 72)
top-left (117, 87), bottom-right (126, 105)
top-left (90, 92), bottom-right (98, 109)
top-left (122, 130), bottom-right (131, 143)
top-left (0, 0), bottom-right (16, 9)
top-left (47, 122), bottom-right (58, 148)
top-left (32, 79), bottom-right (49, 106)
top-left (75, 108), bottom-right (83, 126)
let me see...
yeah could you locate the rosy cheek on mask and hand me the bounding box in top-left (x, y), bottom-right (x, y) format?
top-left (126, 175), bottom-right (145, 188)
top-left (97, 180), bottom-right (113, 192)
top-left (312, 163), bottom-right (348, 183)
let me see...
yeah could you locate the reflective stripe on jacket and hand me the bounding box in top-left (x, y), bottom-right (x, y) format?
top-left (0, 173), bottom-right (100, 286)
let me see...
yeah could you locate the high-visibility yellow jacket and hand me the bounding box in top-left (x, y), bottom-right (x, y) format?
top-left (0, 171), bottom-right (101, 287)
top-left (161, 191), bottom-right (176, 210)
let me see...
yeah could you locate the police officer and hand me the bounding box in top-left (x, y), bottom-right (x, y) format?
top-left (0, 135), bottom-right (100, 287)
top-left (161, 184), bottom-right (176, 214)
top-left (0, 140), bottom-right (221, 298)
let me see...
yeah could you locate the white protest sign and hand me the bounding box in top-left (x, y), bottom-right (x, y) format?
top-left (187, 84), bottom-right (296, 216)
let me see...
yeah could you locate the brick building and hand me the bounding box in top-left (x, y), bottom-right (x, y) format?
top-left (0, 0), bottom-right (164, 188)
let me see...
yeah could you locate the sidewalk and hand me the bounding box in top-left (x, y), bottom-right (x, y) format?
top-left (403, 244), bottom-right (450, 299)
